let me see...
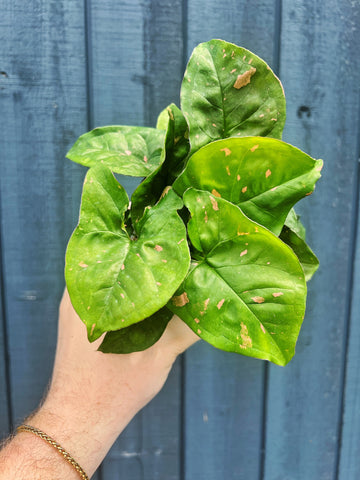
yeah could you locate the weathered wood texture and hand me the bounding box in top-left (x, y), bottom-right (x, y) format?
top-left (0, 241), bottom-right (10, 438)
top-left (0, 0), bottom-right (87, 429)
top-left (0, 1), bottom-right (360, 479)
top-left (339, 153), bottom-right (360, 480)
top-left (183, 2), bottom-right (280, 478)
top-left (87, 1), bottom-right (186, 478)
top-left (264, 1), bottom-right (360, 479)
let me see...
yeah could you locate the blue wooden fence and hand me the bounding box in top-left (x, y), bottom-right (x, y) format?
top-left (1, 1), bottom-right (359, 479)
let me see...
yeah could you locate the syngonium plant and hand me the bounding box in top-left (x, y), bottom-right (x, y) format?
top-left (65, 39), bottom-right (323, 366)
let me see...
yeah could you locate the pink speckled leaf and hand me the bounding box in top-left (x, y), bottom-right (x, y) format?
top-left (181, 39), bottom-right (286, 155)
top-left (173, 136), bottom-right (323, 235)
top-left (66, 125), bottom-right (165, 176)
top-left (168, 189), bottom-right (306, 366)
top-left (65, 165), bottom-right (190, 341)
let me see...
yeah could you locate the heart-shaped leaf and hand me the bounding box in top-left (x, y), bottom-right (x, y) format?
top-left (168, 189), bottom-right (306, 366)
top-left (173, 137), bottom-right (323, 235)
top-left (98, 307), bottom-right (172, 354)
top-left (66, 126), bottom-right (166, 176)
top-left (65, 165), bottom-right (190, 341)
top-left (131, 104), bottom-right (190, 222)
top-left (181, 39), bottom-right (286, 155)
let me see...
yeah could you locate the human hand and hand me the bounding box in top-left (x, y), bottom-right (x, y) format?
top-left (1, 289), bottom-right (199, 479)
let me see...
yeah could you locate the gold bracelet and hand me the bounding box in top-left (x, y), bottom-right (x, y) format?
top-left (16, 424), bottom-right (89, 480)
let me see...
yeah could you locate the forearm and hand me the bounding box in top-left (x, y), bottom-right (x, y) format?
top-left (0, 385), bottom-right (137, 480)
top-left (0, 290), bottom-right (198, 479)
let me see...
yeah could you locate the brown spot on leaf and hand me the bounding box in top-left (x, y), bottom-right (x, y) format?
top-left (271, 118), bottom-right (278, 122)
top-left (226, 165), bottom-right (231, 176)
top-left (154, 245), bottom-right (163, 252)
top-left (121, 264), bottom-right (125, 270)
top-left (90, 324), bottom-right (96, 336)
top-left (78, 262), bottom-right (88, 268)
top-left (233, 67), bottom-right (256, 89)
top-left (272, 292), bottom-right (284, 297)
top-left (160, 185), bottom-right (171, 199)
top-left (306, 191), bottom-right (313, 196)
top-left (251, 144), bottom-right (259, 152)
top-left (172, 292), bottom-right (189, 307)
top-left (237, 174), bottom-right (241, 181)
top-left (194, 318), bottom-right (200, 324)
top-left (156, 282), bottom-right (162, 286)
top-left (87, 306), bottom-right (91, 310)
top-left (252, 296), bottom-right (265, 304)
top-left (197, 329), bottom-right (202, 334)
top-left (266, 169), bottom-right (272, 178)
top-left (168, 108), bottom-right (174, 120)
top-left (204, 298), bottom-right (210, 310)
top-left (259, 114), bottom-right (265, 118)
top-left (211, 189), bottom-right (221, 198)
top-left (120, 293), bottom-right (125, 298)
top-left (237, 231), bottom-right (249, 236)
top-left (144, 156), bottom-right (148, 163)
top-left (210, 196), bottom-right (219, 211)
top-left (242, 186), bottom-right (248, 193)
top-left (240, 249), bottom-right (248, 257)
top-left (230, 68), bottom-right (237, 74)
top-left (248, 58), bottom-right (253, 64)
top-left (260, 323), bottom-right (266, 334)
top-left (240, 322), bottom-right (253, 348)
top-left (217, 299), bottom-right (225, 309)
top-left (220, 147), bottom-right (232, 156)
top-left (125, 150), bottom-right (132, 155)
top-left (178, 238), bottom-right (185, 244)
top-left (162, 259), bottom-right (167, 263)
top-left (212, 123), bottom-right (217, 127)
top-left (270, 186), bottom-right (278, 191)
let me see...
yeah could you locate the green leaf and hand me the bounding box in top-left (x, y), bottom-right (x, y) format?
top-left (284, 208), bottom-right (306, 240)
top-left (66, 126), bottom-right (166, 176)
top-left (168, 189), bottom-right (307, 366)
top-left (280, 225), bottom-right (319, 282)
top-left (131, 104), bottom-right (190, 222)
top-left (98, 307), bottom-right (172, 354)
top-left (173, 137), bottom-right (323, 235)
top-left (181, 39), bottom-right (286, 155)
top-left (65, 165), bottom-right (190, 341)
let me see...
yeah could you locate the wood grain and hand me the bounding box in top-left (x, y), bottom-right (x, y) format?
top-left (88, 1), bottom-right (185, 478)
top-left (183, 1), bottom-right (279, 478)
top-left (264, 1), bottom-right (360, 479)
top-left (0, 0), bottom-right (87, 427)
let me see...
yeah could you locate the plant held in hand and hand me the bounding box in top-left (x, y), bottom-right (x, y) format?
top-left (65, 39), bottom-right (323, 366)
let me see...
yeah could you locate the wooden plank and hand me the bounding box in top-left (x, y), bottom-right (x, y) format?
top-left (88, 1), bottom-right (185, 478)
top-left (264, 2), bottom-right (360, 479)
top-left (0, 0), bottom-right (87, 426)
top-left (184, 2), bottom-right (278, 478)
top-left (0, 240), bottom-right (11, 439)
top-left (338, 154), bottom-right (360, 477)
top-left (187, 0), bottom-right (279, 70)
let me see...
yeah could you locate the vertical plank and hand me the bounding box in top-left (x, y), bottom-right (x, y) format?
top-left (338, 134), bottom-right (360, 478)
top-left (0, 0), bottom-right (87, 425)
top-left (184, 2), bottom-right (278, 479)
top-left (0, 235), bottom-right (11, 438)
top-left (88, 1), bottom-right (186, 478)
top-left (264, 2), bottom-right (360, 479)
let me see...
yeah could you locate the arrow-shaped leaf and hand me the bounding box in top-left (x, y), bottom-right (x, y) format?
top-left (65, 166), bottom-right (190, 341)
top-left (181, 39), bottom-right (286, 155)
top-left (67, 126), bottom-right (166, 176)
top-left (173, 137), bottom-right (323, 235)
top-left (168, 189), bottom-right (306, 366)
